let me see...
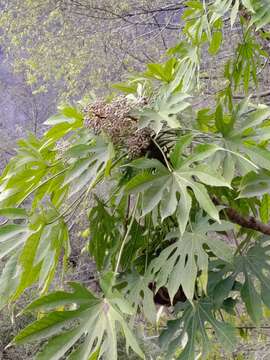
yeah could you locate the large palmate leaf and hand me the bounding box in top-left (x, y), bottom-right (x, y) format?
top-left (126, 139), bottom-right (230, 233)
top-left (211, 0), bottom-right (270, 29)
top-left (88, 196), bottom-right (121, 270)
top-left (230, 32), bottom-right (267, 93)
top-left (211, 0), bottom-right (239, 26)
top-left (64, 135), bottom-right (114, 197)
top-left (143, 58), bottom-right (177, 83)
top-left (42, 105), bottom-right (84, 147)
top-left (160, 299), bottom-right (237, 360)
top-left (249, 0), bottom-right (270, 29)
top-left (123, 271), bottom-right (157, 323)
top-left (0, 252), bottom-right (21, 309)
top-left (0, 135), bottom-right (59, 207)
top-left (0, 207), bottom-right (69, 308)
top-left (0, 106), bottom-right (85, 209)
top-left (167, 42), bottom-right (200, 93)
top-left (203, 101), bottom-right (270, 180)
top-left (182, 0), bottom-right (223, 55)
top-left (136, 92), bottom-right (190, 134)
top-left (235, 236), bottom-right (270, 323)
top-left (148, 228), bottom-right (233, 303)
top-left (238, 170), bottom-right (270, 198)
top-left (13, 281), bottom-right (144, 360)
top-left (215, 237), bottom-right (270, 326)
top-left (0, 223), bottom-right (31, 260)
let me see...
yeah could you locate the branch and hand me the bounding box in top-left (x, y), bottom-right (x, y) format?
top-left (72, 2), bottom-right (184, 19)
top-left (226, 207), bottom-right (270, 235)
top-left (213, 197), bottom-right (270, 235)
top-left (233, 90), bottom-right (270, 99)
top-left (63, 1), bottom-right (182, 29)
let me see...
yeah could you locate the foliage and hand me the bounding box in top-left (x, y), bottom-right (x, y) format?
top-left (13, 278), bottom-right (144, 360)
top-left (1, 1), bottom-right (270, 359)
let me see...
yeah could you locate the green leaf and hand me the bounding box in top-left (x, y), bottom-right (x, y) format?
top-left (186, 181), bottom-right (220, 222)
top-left (240, 108), bottom-right (270, 133)
top-left (44, 106), bottom-right (83, 126)
top-left (0, 224), bottom-right (30, 261)
top-left (0, 224), bottom-right (29, 243)
top-left (0, 253), bottom-right (21, 310)
top-left (169, 134), bottom-right (193, 169)
top-left (211, 0), bottom-right (234, 24)
top-left (137, 92), bottom-right (190, 133)
top-left (215, 103), bottom-right (233, 136)
top-left (126, 142), bottom-right (229, 231)
top-left (64, 137), bottom-right (114, 197)
top-left (242, 0), bottom-right (254, 12)
top-left (150, 230), bottom-right (233, 303)
top-left (14, 282), bottom-right (144, 360)
top-left (0, 133), bottom-right (66, 208)
top-left (213, 276), bottom-right (236, 308)
top-left (241, 273), bottom-right (262, 324)
top-left (0, 209), bottom-right (70, 305)
top-left (25, 283), bottom-right (97, 312)
top-left (124, 272), bottom-right (157, 323)
top-left (146, 60), bottom-right (176, 83)
top-left (236, 237), bottom-right (270, 318)
top-left (161, 299), bottom-right (237, 359)
top-left (0, 208), bottom-right (28, 219)
top-left (183, 143), bottom-right (221, 165)
top-left (260, 194), bottom-right (270, 223)
top-left (223, 152), bottom-right (235, 183)
top-left (250, 1), bottom-right (270, 29)
top-left (12, 230), bottom-right (42, 300)
top-left (244, 146), bottom-right (270, 171)
top-left (88, 197), bottom-right (120, 270)
top-left (209, 31), bottom-right (223, 55)
top-left (231, 0), bottom-right (239, 27)
top-left (185, 164), bottom-right (232, 187)
top-left (238, 171), bottom-right (270, 198)
top-left (167, 43), bottom-right (200, 92)
top-left (177, 185), bottom-right (192, 235)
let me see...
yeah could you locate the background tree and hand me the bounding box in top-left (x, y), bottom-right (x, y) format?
top-left (0, 0), bottom-right (181, 99)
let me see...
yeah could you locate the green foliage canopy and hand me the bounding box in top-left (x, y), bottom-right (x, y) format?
top-left (1, 1), bottom-right (270, 359)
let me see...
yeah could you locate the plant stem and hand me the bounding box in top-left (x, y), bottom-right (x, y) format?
top-left (114, 194), bottom-right (139, 277)
top-left (152, 138), bottom-right (172, 171)
top-left (47, 189), bottom-right (88, 224)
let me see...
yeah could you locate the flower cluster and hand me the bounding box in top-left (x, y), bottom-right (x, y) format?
top-left (84, 96), bottom-right (152, 158)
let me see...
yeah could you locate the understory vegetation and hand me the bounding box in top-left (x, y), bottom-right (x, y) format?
top-left (2, 1), bottom-right (270, 359)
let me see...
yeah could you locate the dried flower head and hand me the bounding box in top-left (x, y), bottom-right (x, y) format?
top-left (84, 96), bottom-right (152, 158)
